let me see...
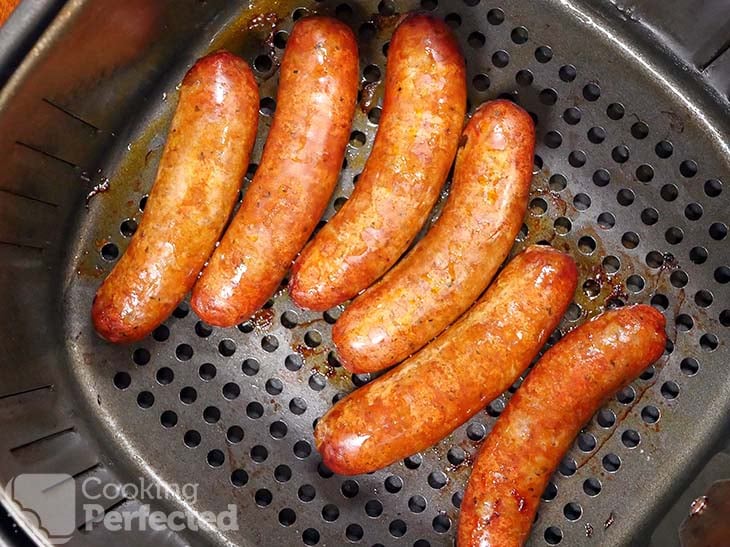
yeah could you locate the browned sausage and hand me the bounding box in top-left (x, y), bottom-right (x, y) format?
top-left (314, 246), bottom-right (577, 475)
top-left (458, 304), bottom-right (667, 547)
top-left (333, 100), bottom-right (534, 373)
top-left (191, 17), bottom-right (359, 326)
top-left (289, 13), bottom-right (467, 312)
top-left (92, 51), bottom-right (258, 343)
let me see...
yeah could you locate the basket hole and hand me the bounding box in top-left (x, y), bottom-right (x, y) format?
top-left (345, 523), bottom-right (364, 542)
top-left (651, 293), bottom-right (669, 311)
top-left (511, 26), bottom-right (529, 44)
top-left (294, 440), bottom-right (312, 459)
top-left (203, 406), bottom-right (220, 423)
top-left (539, 88), bottom-right (557, 105)
top-left (568, 150), bottom-right (586, 167)
top-left (184, 430), bottom-right (201, 448)
top-left (492, 50), bottom-right (510, 68)
top-left (100, 243), bottom-right (118, 261)
top-left (156, 367), bottom-right (174, 385)
top-left (705, 178), bottom-right (723, 197)
top-left (641, 207), bottom-right (659, 225)
top-left (593, 169), bottom-right (610, 187)
top-left (655, 140), bottom-right (673, 158)
top-left (409, 495), bottom-right (427, 513)
top-left (597, 212), bottom-right (615, 229)
top-left (207, 449), bottom-right (224, 467)
top-left (246, 401), bottom-right (264, 419)
top-left (250, 445), bottom-right (268, 463)
top-left (641, 405), bottom-right (660, 424)
top-left (113, 372), bottom-right (131, 390)
top-left (535, 46), bottom-right (553, 63)
top-left (385, 475), bottom-right (403, 493)
top-left (433, 514), bottom-right (451, 533)
top-left (564, 502), bottom-right (582, 521)
top-left (274, 465), bottom-right (292, 483)
top-left (542, 481), bottom-right (558, 501)
top-left (218, 339), bottom-right (236, 357)
top-left (582, 83), bottom-right (600, 101)
top-left (554, 217), bottom-right (571, 235)
top-left (583, 478), bottom-right (601, 496)
top-left (179, 386), bottom-right (197, 404)
top-left (120, 219), bottom-right (137, 237)
top-left (468, 31), bottom-right (486, 48)
top-left (602, 255), bottom-right (620, 273)
top-left (631, 121), bottom-right (649, 139)
top-left (322, 504), bottom-right (339, 522)
top-left (710, 222), bottom-right (727, 240)
top-left (364, 499), bottom-right (382, 517)
top-left (298, 484), bottom-right (316, 502)
top-left (255, 488), bottom-right (272, 507)
top-left (515, 69), bottom-right (533, 86)
top-left (231, 469), bottom-right (248, 487)
top-left (132, 348), bottom-right (150, 366)
top-left (242, 358), bottom-right (260, 376)
top-left (273, 30), bottom-right (288, 49)
top-left (160, 410), bottom-right (177, 428)
top-left (290, 397), bottom-right (307, 415)
top-left (606, 102), bottom-right (624, 120)
top-left (261, 335), bottom-right (279, 352)
top-left (487, 8), bottom-right (504, 24)
top-left (563, 107), bottom-right (581, 125)
top-left (559, 457), bottom-right (577, 476)
top-left (715, 266), bottom-right (730, 283)
top-left (137, 391), bottom-right (154, 409)
top-left (681, 357), bottom-right (700, 376)
top-left (559, 64), bottom-right (577, 81)
top-left (195, 321), bottom-right (212, 337)
top-left (259, 97), bottom-right (276, 116)
top-left (701, 333), bottom-right (719, 351)
top-left (621, 429), bottom-right (640, 448)
top-left (680, 159), bottom-right (698, 178)
top-left (661, 381), bottom-right (679, 399)
top-left (175, 343), bottom-right (193, 361)
top-left (227, 425), bottom-right (244, 443)
top-left (404, 454), bottom-right (422, 469)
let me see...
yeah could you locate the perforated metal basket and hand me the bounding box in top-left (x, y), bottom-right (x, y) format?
top-left (0, 0), bottom-right (728, 546)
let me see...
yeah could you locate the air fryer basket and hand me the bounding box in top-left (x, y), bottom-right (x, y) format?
top-left (0, 0), bottom-right (728, 545)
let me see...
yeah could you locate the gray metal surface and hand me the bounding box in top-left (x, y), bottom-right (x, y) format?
top-left (0, 0), bottom-right (729, 546)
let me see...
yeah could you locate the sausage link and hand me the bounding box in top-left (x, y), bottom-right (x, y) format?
top-left (458, 304), bottom-right (667, 547)
top-left (191, 17), bottom-right (359, 326)
top-left (314, 246), bottom-right (577, 475)
top-left (289, 13), bottom-right (467, 311)
top-left (92, 51), bottom-right (258, 343)
top-left (333, 100), bottom-right (534, 373)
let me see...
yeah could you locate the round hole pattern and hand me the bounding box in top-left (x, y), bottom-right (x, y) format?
top-left (99, 4), bottom-right (729, 546)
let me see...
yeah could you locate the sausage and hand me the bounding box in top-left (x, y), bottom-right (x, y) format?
top-left (333, 100), bottom-right (535, 373)
top-left (92, 51), bottom-right (258, 343)
top-left (289, 13), bottom-right (467, 311)
top-left (314, 245), bottom-right (577, 475)
top-left (191, 17), bottom-right (359, 326)
top-left (458, 304), bottom-right (667, 547)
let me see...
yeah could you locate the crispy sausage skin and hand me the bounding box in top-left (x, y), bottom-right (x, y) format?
top-left (458, 305), bottom-right (667, 547)
top-left (333, 100), bottom-right (535, 373)
top-left (289, 13), bottom-right (467, 311)
top-left (314, 246), bottom-right (577, 475)
top-left (191, 17), bottom-right (359, 326)
top-left (92, 51), bottom-right (258, 343)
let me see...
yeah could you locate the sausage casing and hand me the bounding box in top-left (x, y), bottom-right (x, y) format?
top-left (191, 17), bottom-right (359, 326)
top-left (92, 51), bottom-right (259, 342)
top-left (289, 13), bottom-right (467, 311)
top-left (458, 304), bottom-right (667, 547)
top-left (333, 100), bottom-right (535, 373)
top-left (314, 245), bottom-right (577, 475)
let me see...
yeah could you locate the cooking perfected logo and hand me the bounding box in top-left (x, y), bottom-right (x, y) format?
top-left (5, 473), bottom-right (237, 542)
top-left (6, 473), bottom-right (76, 544)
